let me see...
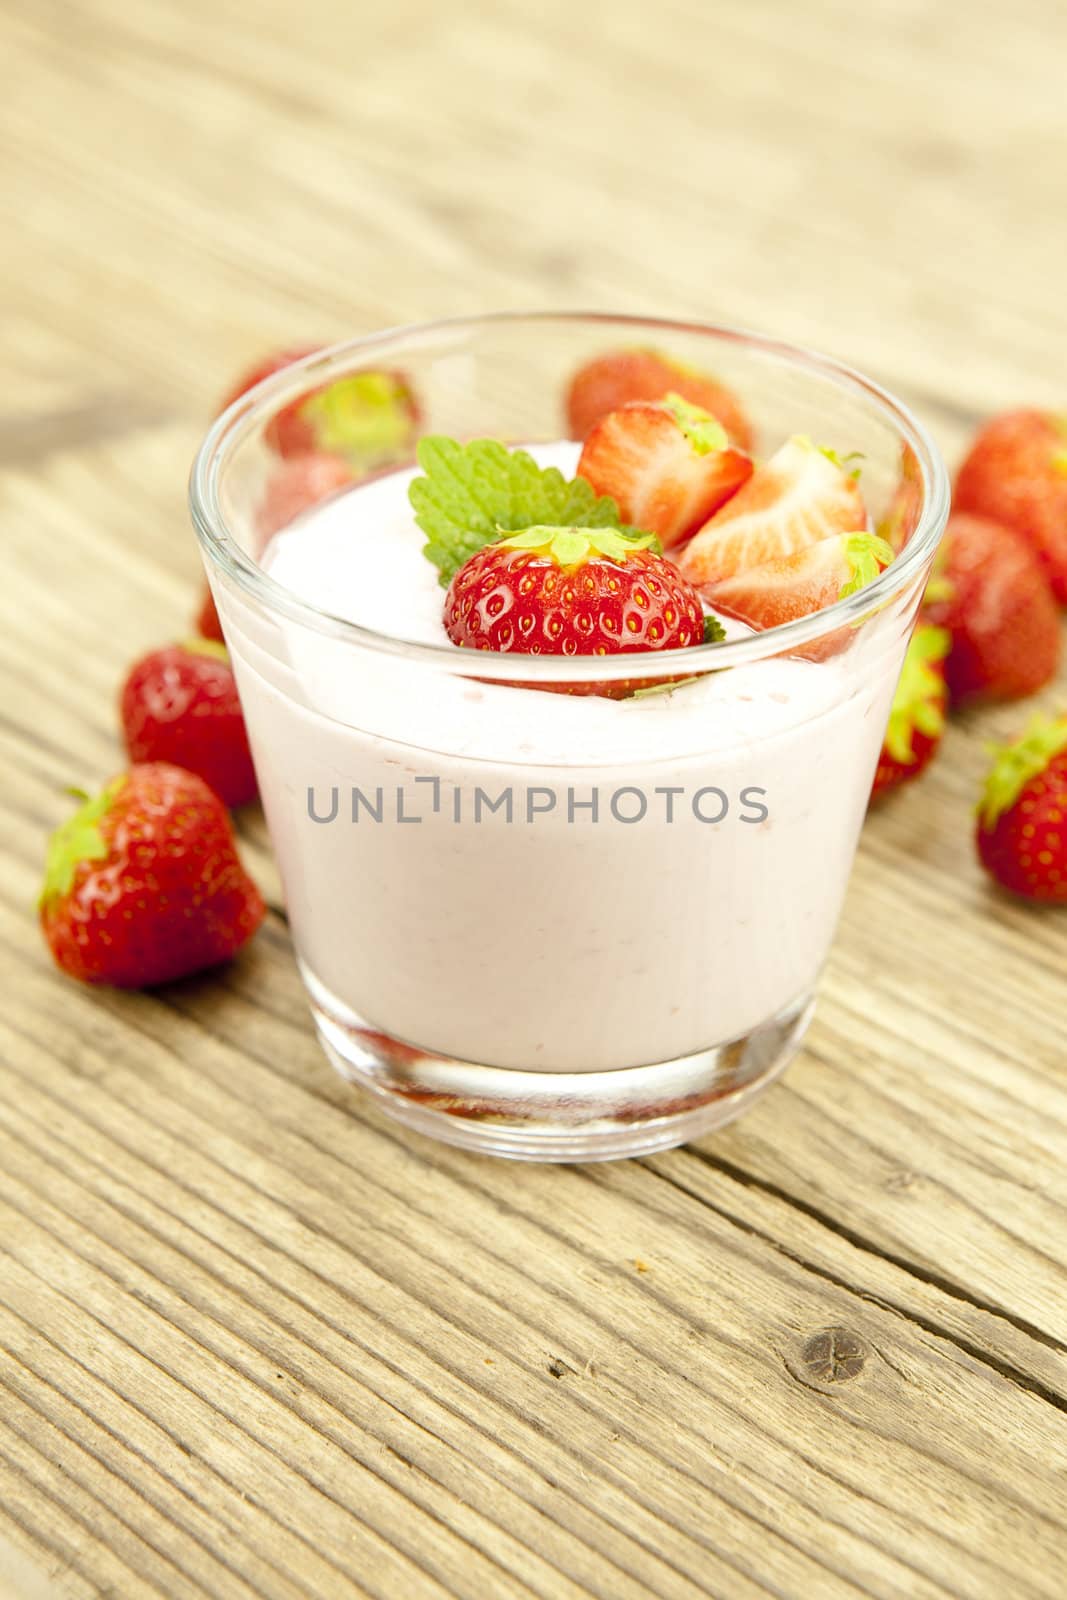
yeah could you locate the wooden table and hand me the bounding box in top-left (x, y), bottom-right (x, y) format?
top-left (3, 1), bottom-right (1066, 1595)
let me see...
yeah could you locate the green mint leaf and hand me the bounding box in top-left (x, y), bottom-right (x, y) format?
top-left (838, 533), bottom-right (895, 600)
top-left (978, 714), bottom-right (1067, 829)
top-left (662, 393), bottom-right (728, 456)
top-left (409, 436), bottom-right (644, 585)
top-left (40, 778), bottom-right (125, 906)
top-left (301, 372), bottom-right (414, 469)
top-left (703, 613), bottom-right (727, 643)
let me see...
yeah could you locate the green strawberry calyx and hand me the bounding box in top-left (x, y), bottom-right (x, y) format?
top-left (839, 533), bottom-right (895, 600)
top-left (978, 713), bottom-right (1067, 830)
top-left (40, 777), bottom-right (126, 907)
top-left (300, 371), bottom-right (413, 469)
top-left (497, 525), bottom-right (658, 567)
top-left (884, 625), bottom-right (950, 766)
top-left (793, 437), bottom-right (864, 481)
top-left (818, 445), bottom-right (865, 482)
top-left (662, 393), bottom-right (728, 456)
top-left (1050, 416), bottom-right (1067, 474)
top-left (182, 636), bottom-right (230, 664)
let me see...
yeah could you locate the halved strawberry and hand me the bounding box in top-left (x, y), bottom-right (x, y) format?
top-left (677, 436), bottom-right (868, 591)
top-left (706, 530), bottom-right (894, 660)
top-left (576, 394), bottom-right (753, 550)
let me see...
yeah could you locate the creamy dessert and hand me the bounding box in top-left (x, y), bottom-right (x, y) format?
top-left (221, 430), bottom-right (902, 1075)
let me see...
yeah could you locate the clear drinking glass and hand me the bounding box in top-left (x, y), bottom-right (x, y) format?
top-left (189, 313), bottom-right (949, 1161)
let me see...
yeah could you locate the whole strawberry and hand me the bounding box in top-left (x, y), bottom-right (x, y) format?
top-left (878, 441), bottom-right (923, 554)
top-left (976, 716), bottom-right (1067, 902)
top-left (566, 348), bottom-right (753, 449)
top-left (954, 410), bottom-right (1067, 602)
top-left (256, 451), bottom-right (353, 545)
top-left (221, 348), bottom-right (419, 468)
top-left (40, 764), bottom-right (265, 986)
top-left (922, 512), bottom-right (1061, 704)
top-left (870, 625), bottom-right (950, 801)
top-left (120, 640), bottom-right (257, 807)
top-left (444, 525), bottom-right (706, 696)
top-left (195, 584), bottom-right (224, 643)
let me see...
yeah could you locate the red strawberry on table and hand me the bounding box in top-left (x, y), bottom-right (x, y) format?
top-left (120, 640), bottom-right (258, 808)
top-left (703, 531), bottom-right (894, 660)
top-left (878, 441), bottom-right (924, 554)
top-left (443, 525), bottom-right (706, 697)
top-left (220, 346), bottom-right (319, 420)
top-left (677, 436), bottom-right (869, 591)
top-left (194, 453), bottom-right (355, 633)
top-left (870, 625), bottom-right (950, 801)
top-left (221, 348), bottom-right (420, 468)
top-left (922, 512), bottom-right (1061, 705)
top-left (954, 410), bottom-right (1067, 602)
top-left (195, 584), bottom-right (224, 643)
top-left (40, 763), bottom-right (265, 986)
top-left (256, 451), bottom-right (354, 545)
top-left (576, 393), bottom-right (753, 550)
top-left (566, 348), bottom-right (753, 450)
top-left (976, 715), bottom-right (1067, 902)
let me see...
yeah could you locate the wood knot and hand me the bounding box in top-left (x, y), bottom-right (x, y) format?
top-left (797, 1326), bottom-right (868, 1384)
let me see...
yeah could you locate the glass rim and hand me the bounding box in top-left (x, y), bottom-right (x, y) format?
top-left (188, 309), bottom-right (950, 682)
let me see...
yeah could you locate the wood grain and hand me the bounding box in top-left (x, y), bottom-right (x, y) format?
top-left (2, 0), bottom-right (1067, 1595)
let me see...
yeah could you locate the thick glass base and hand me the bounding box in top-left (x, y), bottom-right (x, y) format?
top-left (305, 970), bottom-right (814, 1162)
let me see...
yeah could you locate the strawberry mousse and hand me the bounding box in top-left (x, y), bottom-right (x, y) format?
top-left (221, 438), bottom-right (904, 1075)
top-left (192, 319), bottom-right (948, 1158)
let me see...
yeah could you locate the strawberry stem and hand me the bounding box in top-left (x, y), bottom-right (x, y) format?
top-left (883, 625), bottom-right (950, 765)
top-left (182, 636), bottom-right (230, 663)
top-left (839, 533), bottom-right (895, 599)
top-left (497, 525), bottom-right (658, 566)
top-left (662, 393), bottom-right (728, 456)
top-left (978, 714), bottom-right (1067, 829)
top-left (40, 778), bottom-right (125, 906)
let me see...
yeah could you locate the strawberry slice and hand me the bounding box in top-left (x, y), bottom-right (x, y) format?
top-left (677, 436), bottom-right (868, 590)
top-left (576, 394), bottom-right (753, 550)
top-left (706, 530), bottom-right (894, 659)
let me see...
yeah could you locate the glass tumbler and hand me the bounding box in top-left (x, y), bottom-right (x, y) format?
top-left (190, 313), bottom-right (949, 1161)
